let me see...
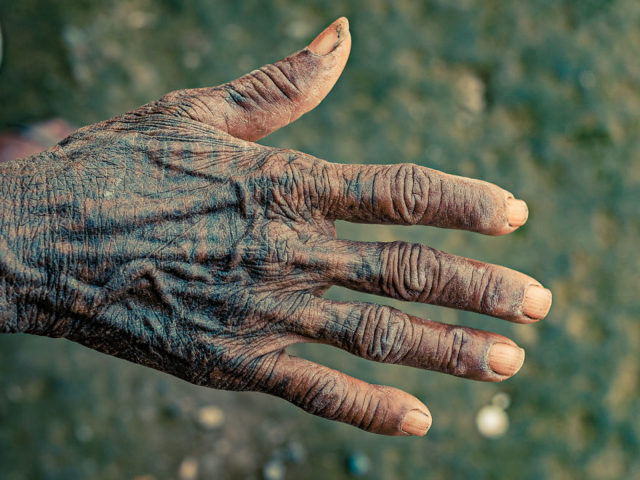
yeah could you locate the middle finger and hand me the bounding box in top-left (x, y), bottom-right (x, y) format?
top-left (313, 239), bottom-right (552, 323)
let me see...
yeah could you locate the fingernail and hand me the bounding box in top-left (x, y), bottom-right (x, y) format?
top-left (401, 409), bottom-right (431, 436)
top-left (523, 285), bottom-right (553, 319)
top-left (308, 17), bottom-right (349, 55)
top-left (506, 198), bottom-right (528, 227)
top-left (488, 343), bottom-right (525, 376)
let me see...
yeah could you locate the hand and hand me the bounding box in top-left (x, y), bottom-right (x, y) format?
top-left (8, 18), bottom-right (551, 436)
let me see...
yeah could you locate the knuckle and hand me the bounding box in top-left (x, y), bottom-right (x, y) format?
top-left (254, 294), bottom-right (310, 333)
top-left (257, 62), bottom-right (302, 103)
top-left (225, 61), bottom-right (301, 114)
top-left (157, 89), bottom-right (215, 122)
top-left (356, 305), bottom-right (411, 363)
top-left (430, 253), bottom-right (460, 303)
top-left (191, 345), bottom-right (244, 390)
top-left (435, 327), bottom-right (469, 376)
top-left (477, 184), bottom-right (507, 232)
top-left (464, 188), bottom-right (492, 231)
top-left (244, 71), bottom-right (275, 106)
top-left (357, 394), bottom-right (384, 432)
top-left (455, 182), bottom-right (502, 233)
top-left (221, 83), bottom-right (251, 110)
top-left (306, 158), bottom-right (335, 214)
top-left (391, 164), bottom-right (430, 224)
top-left (248, 351), bottom-right (285, 391)
top-left (477, 267), bottom-right (501, 313)
top-left (263, 152), bottom-right (307, 216)
top-left (298, 372), bottom-right (346, 419)
top-left (239, 222), bottom-right (299, 276)
top-left (224, 76), bottom-right (265, 112)
top-left (381, 241), bottom-right (437, 302)
top-left (206, 354), bottom-right (254, 391)
top-left (466, 263), bottom-right (498, 313)
top-left (299, 372), bottom-right (375, 430)
top-left (262, 153), bottom-right (333, 217)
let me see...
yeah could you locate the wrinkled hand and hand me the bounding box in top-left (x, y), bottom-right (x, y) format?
top-left (33, 18), bottom-right (551, 436)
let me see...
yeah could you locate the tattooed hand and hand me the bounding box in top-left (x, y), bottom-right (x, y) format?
top-left (0, 18), bottom-right (551, 436)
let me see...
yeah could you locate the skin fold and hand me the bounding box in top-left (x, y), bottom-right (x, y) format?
top-left (0, 18), bottom-right (551, 437)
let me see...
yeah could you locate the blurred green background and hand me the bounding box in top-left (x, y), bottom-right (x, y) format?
top-left (1, 0), bottom-right (639, 479)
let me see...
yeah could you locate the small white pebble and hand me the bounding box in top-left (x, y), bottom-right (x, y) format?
top-left (179, 457), bottom-right (199, 480)
top-left (263, 458), bottom-right (286, 480)
top-left (476, 405), bottom-right (509, 439)
top-left (197, 405), bottom-right (225, 430)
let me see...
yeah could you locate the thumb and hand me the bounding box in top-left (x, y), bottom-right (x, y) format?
top-left (159, 17), bottom-right (351, 141)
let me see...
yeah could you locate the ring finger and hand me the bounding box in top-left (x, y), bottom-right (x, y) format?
top-left (292, 295), bottom-right (527, 382)
top-left (309, 239), bottom-right (552, 323)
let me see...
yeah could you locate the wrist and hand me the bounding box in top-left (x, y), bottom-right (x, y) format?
top-left (0, 148), bottom-right (75, 336)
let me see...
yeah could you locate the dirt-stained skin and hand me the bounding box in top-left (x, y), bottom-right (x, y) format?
top-left (0, 18), bottom-right (551, 437)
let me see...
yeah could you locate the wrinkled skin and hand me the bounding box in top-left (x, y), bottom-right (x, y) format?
top-left (0, 18), bottom-right (551, 436)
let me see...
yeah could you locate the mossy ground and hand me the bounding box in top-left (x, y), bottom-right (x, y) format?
top-left (1, 1), bottom-right (639, 478)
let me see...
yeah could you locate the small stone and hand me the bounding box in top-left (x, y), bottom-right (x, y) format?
top-left (179, 457), bottom-right (198, 480)
top-left (196, 405), bottom-right (225, 430)
top-left (346, 451), bottom-right (371, 476)
top-left (457, 73), bottom-right (485, 114)
top-left (263, 458), bottom-right (286, 480)
top-left (476, 404), bottom-right (509, 439)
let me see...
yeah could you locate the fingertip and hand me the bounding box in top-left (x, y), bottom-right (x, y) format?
top-left (488, 343), bottom-right (526, 378)
top-left (384, 387), bottom-right (432, 437)
top-left (523, 284), bottom-right (553, 320)
top-left (308, 17), bottom-right (351, 55)
top-left (484, 195), bottom-right (529, 236)
top-left (506, 197), bottom-right (529, 228)
top-left (367, 385), bottom-right (432, 436)
top-left (401, 409), bottom-right (432, 437)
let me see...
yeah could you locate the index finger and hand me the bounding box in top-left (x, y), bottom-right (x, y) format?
top-left (324, 162), bottom-right (528, 235)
